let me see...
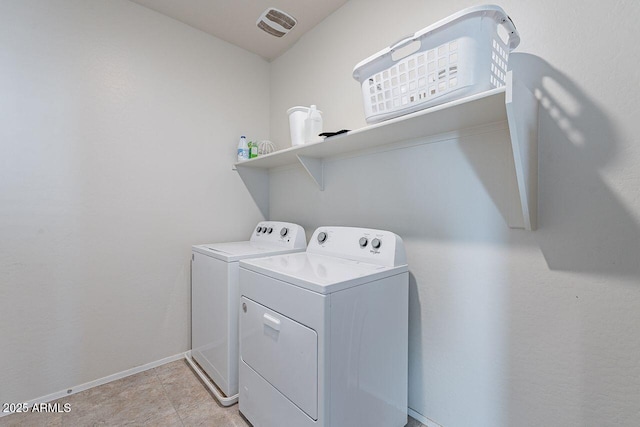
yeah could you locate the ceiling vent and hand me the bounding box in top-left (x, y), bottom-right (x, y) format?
top-left (256, 7), bottom-right (297, 38)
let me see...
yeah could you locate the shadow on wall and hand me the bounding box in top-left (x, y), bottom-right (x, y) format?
top-left (407, 272), bottom-right (423, 417)
top-left (509, 53), bottom-right (640, 279)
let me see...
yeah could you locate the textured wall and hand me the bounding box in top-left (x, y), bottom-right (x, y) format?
top-left (269, 1), bottom-right (640, 426)
top-left (0, 0), bottom-right (269, 402)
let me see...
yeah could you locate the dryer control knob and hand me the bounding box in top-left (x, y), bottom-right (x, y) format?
top-left (317, 232), bottom-right (328, 243)
top-left (267, 227), bottom-right (273, 234)
top-left (256, 226), bottom-right (262, 233)
top-left (359, 237), bottom-right (368, 247)
top-left (280, 227), bottom-right (289, 237)
top-left (371, 238), bottom-right (381, 249)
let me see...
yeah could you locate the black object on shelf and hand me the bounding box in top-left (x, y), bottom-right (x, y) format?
top-left (319, 129), bottom-right (350, 138)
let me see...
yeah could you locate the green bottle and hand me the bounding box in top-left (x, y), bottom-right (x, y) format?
top-left (249, 141), bottom-right (258, 159)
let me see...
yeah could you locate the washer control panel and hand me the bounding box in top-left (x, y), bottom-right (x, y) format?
top-left (251, 222), bottom-right (307, 249)
top-left (307, 226), bottom-right (406, 267)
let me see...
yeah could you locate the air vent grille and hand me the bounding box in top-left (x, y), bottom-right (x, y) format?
top-left (257, 8), bottom-right (297, 38)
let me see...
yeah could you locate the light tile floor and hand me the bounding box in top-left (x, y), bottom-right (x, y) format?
top-left (0, 359), bottom-right (426, 426)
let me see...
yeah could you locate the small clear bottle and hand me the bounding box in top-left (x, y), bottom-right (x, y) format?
top-left (237, 136), bottom-right (249, 161)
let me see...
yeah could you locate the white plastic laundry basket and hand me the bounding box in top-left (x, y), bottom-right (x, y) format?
top-left (353, 5), bottom-right (520, 124)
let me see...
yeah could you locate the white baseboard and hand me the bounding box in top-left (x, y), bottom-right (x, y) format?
top-left (409, 407), bottom-right (444, 427)
top-left (0, 352), bottom-right (188, 418)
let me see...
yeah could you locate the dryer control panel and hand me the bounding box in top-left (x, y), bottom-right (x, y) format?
top-left (307, 226), bottom-right (406, 267)
top-left (250, 221), bottom-right (307, 249)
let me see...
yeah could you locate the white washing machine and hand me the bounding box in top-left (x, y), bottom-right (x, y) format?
top-left (188, 221), bottom-right (306, 406)
top-left (238, 226), bottom-right (409, 427)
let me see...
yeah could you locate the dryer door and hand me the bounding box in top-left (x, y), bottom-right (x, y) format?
top-left (240, 296), bottom-right (318, 420)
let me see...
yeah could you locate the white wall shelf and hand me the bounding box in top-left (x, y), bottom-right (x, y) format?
top-left (235, 71), bottom-right (538, 230)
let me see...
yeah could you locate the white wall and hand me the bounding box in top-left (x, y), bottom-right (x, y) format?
top-left (269, 1), bottom-right (640, 426)
top-left (0, 0), bottom-right (269, 403)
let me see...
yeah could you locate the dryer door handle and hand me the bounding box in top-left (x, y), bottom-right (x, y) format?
top-left (263, 313), bottom-right (281, 331)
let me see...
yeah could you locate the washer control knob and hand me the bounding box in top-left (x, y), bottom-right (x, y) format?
top-left (256, 226), bottom-right (262, 233)
top-left (359, 237), bottom-right (368, 247)
top-left (280, 227), bottom-right (288, 237)
top-left (317, 232), bottom-right (328, 244)
top-left (267, 227), bottom-right (273, 234)
top-left (371, 238), bottom-right (381, 249)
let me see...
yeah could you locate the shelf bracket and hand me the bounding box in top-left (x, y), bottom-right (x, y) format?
top-left (505, 70), bottom-right (539, 231)
top-left (296, 155), bottom-right (324, 191)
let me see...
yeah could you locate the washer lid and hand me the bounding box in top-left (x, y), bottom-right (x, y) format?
top-left (240, 252), bottom-right (408, 294)
top-left (192, 242), bottom-right (303, 262)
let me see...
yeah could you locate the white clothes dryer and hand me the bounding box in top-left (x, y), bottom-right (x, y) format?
top-left (238, 226), bottom-right (409, 426)
top-left (188, 221), bottom-right (306, 406)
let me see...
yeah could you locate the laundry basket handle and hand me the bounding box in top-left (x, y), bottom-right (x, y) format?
top-left (500, 15), bottom-right (520, 50)
top-left (390, 10), bottom-right (520, 52)
top-left (389, 33), bottom-right (416, 51)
